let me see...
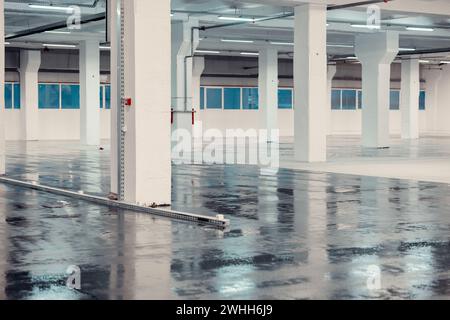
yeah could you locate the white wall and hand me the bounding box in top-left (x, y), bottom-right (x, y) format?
top-left (5, 109), bottom-right (110, 141)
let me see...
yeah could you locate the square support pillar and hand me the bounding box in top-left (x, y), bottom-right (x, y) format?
top-left (79, 39), bottom-right (100, 146)
top-left (294, 3), bottom-right (328, 162)
top-left (171, 19), bottom-right (199, 136)
top-left (20, 50), bottom-right (41, 141)
top-left (355, 31), bottom-right (399, 148)
top-left (0, 1), bottom-right (4, 174)
top-left (327, 65), bottom-right (337, 136)
top-left (400, 58), bottom-right (420, 140)
top-left (192, 56), bottom-right (204, 138)
top-left (259, 47), bottom-right (278, 141)
top-left (122, 0), bottom-right (171, 205)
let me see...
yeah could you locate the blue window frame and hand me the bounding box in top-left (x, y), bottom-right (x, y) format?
top-left (278, 89), bottom-right (293, 109)
top-left (105, 85), bottom-right (111, 109)
top-left (419, 90), bottom-right (426, 110)
top-left (357, 90), bottom-right (362, 109)
top-left (39, 84), bottom-right (60, 109)
top-left (341, 89), bottom-right (357, 110)
top-left (206, 88), bottom-right (222, 109)
top-left (100, 86), bottom-right (104, 109)
top-left (200, 87), bottom-right (205, 110)
top-left (224, 88), bottom-right (241, 110)
top-left (331, 90), bottom-right (341, 110)
top-left (61, 84), bottom-right (80, 109)
top-left (4, 83), bottom-right (12, 109)
top-left (242, 88), bottom-right (258, 110)
top-left (390, 90), bottom-right (400, 110)
top-left (13, 83), bottom-right (21, 109)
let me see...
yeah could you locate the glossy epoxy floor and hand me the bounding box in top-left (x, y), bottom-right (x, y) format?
top-left (0, 139), bottom-right (449, 299)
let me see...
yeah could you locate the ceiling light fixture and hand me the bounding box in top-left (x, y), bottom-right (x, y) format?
top-left (221, 39), bottom-right (254, 43)
top-left (45, 31), bottom-right (71, 34)
top-left (240, 52), bottom-right (259, 56)
top-left (195, 50), bottom-right (220, 54)
top-left (399, 48), bottom-right (416, 51)
top-left (351, 24), bottom-right (380, 29)
top-left (218, 16), bottom-right (254, 22)
top-left (270, 42), bottom-right (294, 46)
top-left (327, 44), bottom-right (354, 48)
top-left (439, 61), bottom-right (450, 64)
top-left (419, 60), bottom-right (430, 63)
top-left (43, 43), bottom-right (77, 48)
top-left (29, 4), bottom-right (73, 12)
top-left (406, 27), bottom-right (434, 32)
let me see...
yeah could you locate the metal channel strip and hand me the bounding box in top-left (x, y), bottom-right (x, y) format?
top-left (117, 0), bottom-right (125, 201)
top-left (0, 177), bottom-right (230, 230)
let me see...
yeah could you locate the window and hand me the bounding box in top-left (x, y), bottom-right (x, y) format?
top-left (206, 88), bottom-right (222, 109)
top-left (390, 90), bottom-right (400, 110)
top-left (224, 88), bottom-right (241, 110)
top-left (278, 89), bottom-right (293, 109)
top-left (100, 86), bottom-right (104, 109)
top-left (13, 83), bottom-right (21, 109)
top-left (4, 83), bottom-right (12, 109)
top-left (357, 90), bottom-right (362, 109)
top-left (61, 84), bottom-right (80, 109)
top-left (105, 85), bottom-right (111, 109)
top-left (419, 90), bottom-right (426, 110)
top-left (331, 90), bottom-right (341, 110)
top-left (39, 84), bottom-right (60, 109)
top-left (200, 87), bottom-right (205, 110)
top-left (341, 90), bottom-right (357, 110)
top-left (242, 88), bottom-right (258, 110)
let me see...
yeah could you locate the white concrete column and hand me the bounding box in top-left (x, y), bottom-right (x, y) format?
top-left (327, 64), bottom-right (337, 135)
top-left (108, 0), bottom-right (118, 194)
top-left (171, 19), bottom-right (199, 136)
top-left (355, 31), bottom-right (399, 148)
top-left (79, 39), bottom-right (100, 146)
top-left (192, 56), bottom-right (204, 138)
top-left (19, 50), bottom-right (41, 141)
top-left (294, 3), bottom-right (328, 162)
top-left (259, 47), bottom-right (278, 141)
top-left (122, 0), bottom-right (171, 205)
top-left (400, 58), bottom-right (420, 139)
top-left (424, 69), bottom-right (442, 134)
top-left (0, 0), bottom-right (5, 175)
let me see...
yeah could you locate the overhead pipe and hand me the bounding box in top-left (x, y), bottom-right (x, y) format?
top-left (198, 0), bottom-right (394, 31)
top-left (6, 12), bottom-right (105, 40)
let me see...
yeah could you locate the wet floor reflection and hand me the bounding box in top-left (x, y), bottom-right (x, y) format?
top-left (0, 141), bottom-right (449, 299)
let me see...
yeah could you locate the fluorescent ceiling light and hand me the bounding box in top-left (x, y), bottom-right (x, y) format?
top-left (406, 27), bottom-right (434, 32)
top-left (195, 50), bottom-right (220, 54)
top-left (439, 61), bottom-right (450, 64)
top-left (240, 52), bottom-right (259, 56)
top-left (351, 24), bottom-right (380, 29)
top-left (218, 16), bottom-right (254, 22)
top-left (45, 31), bottom-right (71, 34)
top-left (327, 44), bottom-right (354, 48)
top-left (29, 4), bottom-right (73, 12)
top-left (399, 48), bottom-right (416, 51)
top-left (419, 60), bottom-right (430, 63)
top-left (43, 43), bottom-right (77, 48)
top-left (221, 39), bottom-right (254, 43)
top-left (100, 46), bottom-right (111, 50)
top-left (4, 42), bottom-right (10, 45)
top-left (270, 41), bottom-right (293, 46)
top-left (346, 56), bottom-right (358, 60)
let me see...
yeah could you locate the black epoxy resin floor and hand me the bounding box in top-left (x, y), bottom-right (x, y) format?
top-left (0, 141), bottom-right (449, 299)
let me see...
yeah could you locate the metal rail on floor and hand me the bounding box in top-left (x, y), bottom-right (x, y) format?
top-left (0, 176), bottom-right (230, 230)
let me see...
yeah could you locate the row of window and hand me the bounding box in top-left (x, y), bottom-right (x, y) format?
top-left (38, 84), bottom-right (111, 109)
top-left (331, 89), bottom-right (426, 111)
top-left (3, 83), bottom-right (111, 110)
top-left (200, 87), bottom-right (294, 110)
top-left (200, 86), bottom-right (426, 111)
